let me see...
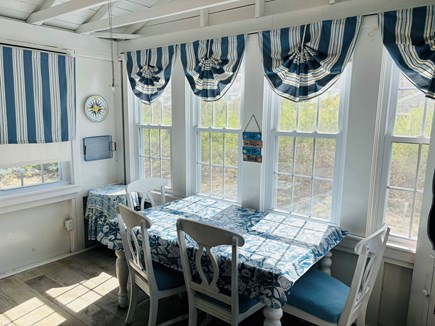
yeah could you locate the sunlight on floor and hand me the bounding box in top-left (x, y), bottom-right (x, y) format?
top-left (0, 297), bottom-right (66, 326)
top-left (45, 272), bottom-right (118, 313)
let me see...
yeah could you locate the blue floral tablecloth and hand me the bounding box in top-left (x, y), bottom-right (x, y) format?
top-left (85, 184), bottom-right (128, 241)
top-left (95, 195), bottom-right (348, 308)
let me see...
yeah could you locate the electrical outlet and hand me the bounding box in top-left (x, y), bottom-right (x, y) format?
top-left (65, 219), bottom-right (73, 231)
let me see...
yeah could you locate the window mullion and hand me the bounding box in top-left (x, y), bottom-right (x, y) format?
top-left (409, 144), bottom-right (423, 237)
top-left (422, 97), bottom-right (429, 137)
top-left (310, 138), bottom-right (317, 217)
top-left (148, 129), bottom-right (152, 178)
top-left (222, 133), bottom-right (226, 198)
top-left (209, 132), bottom-right (212, 194)
top-left (159, 129), bottom-right (163, 178)
top-left (290, 137), bottom-right (296, 213)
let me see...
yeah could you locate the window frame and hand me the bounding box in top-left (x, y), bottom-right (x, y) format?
top-left (0, 162), bottom-right (64, 191)
top-left (263, 67), bottom-right (351, 224)
top-left (189, 63), bottom-right (245, 203)
top-left (374, 55), bottom-right (432, 245)
top-left (134, 83), bottom-right (173, 189)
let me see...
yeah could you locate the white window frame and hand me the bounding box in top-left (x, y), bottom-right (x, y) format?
top-left (263, 67), bottom-right (351, 224)
top-left (190, 63), bottom-right (245, 203)
top-left (374, 54), bottom-right (432, 246)
top-left (134, 88), bottom-right (173, 189)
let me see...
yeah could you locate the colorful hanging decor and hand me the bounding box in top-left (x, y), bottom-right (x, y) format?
top-left (243, 114), bottom-right (263, 163)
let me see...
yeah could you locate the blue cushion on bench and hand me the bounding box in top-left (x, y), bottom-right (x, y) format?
top-left (286, 268), bottom-right (350, 323)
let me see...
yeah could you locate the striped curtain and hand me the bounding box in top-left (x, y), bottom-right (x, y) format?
top-left (126, 45), bottom-right (176, 105)
top-left (260, 16), bottom-right (362, 102)
top-left (380, 5), bottom-right (435, 99)
top-left (180, 34), bottom-right (246, 101)
top-left (0, 45), bottom-right (75, 144)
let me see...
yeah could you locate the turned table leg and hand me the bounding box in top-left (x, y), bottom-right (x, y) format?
top-left (263, 306), bottom-right (282, 326)
top-left (115, 249), bottom-right (129, 308)
top-left (318, 251), bottom-right (333, 275)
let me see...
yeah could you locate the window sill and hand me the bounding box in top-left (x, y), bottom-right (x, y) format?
top-left (335, 233), bottom-right (415, 268)
top-left (0, 184), bottom-right (81, 214)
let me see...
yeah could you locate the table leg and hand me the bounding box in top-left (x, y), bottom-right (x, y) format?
top-left (318, 251), bottom-right (333, 275)
top-left (263, 306), bottom-right (282, 326)
top-left (115, 249), bottom-right (129, 308)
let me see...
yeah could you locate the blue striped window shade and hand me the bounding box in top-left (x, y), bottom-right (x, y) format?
top-left (0, 45), bottom-right (76, 144)
top-left (260, 16), bottom-right (361, 102)
top-left (380, 5), bottom-right (435, 99)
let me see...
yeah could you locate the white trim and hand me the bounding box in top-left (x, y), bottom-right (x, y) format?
top-left (335, 233), bottom-right (415, 268)
top-left (0, 184), bottom-right (81, 214)
top-left (0, 246), bottom-right (95, 280)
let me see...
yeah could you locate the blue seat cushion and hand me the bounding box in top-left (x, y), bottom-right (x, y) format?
top-left (286, 268), bottom-right (350, 323)
top-left (153, 262), bottom-right (185, 291)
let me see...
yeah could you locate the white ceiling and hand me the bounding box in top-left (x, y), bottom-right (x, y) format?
top-left (2, 0), bottom-right (434, 45)
top-left (0, 0), bottom-right (258, 40)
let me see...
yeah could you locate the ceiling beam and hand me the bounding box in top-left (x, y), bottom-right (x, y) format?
top-left (76, 0), bottom-right (243, 35)
top-left (37, 0), bottom-right (56, 11)
top-left (27, 0), bottom-right (111, 25)
top-left (90, 32), bottom-right (142, 39)
top-left (255, 0), bottom-right (264, 18)
top-left (122, 0), bottom-right (174, 35)
top-left (87, 0), bottom-right (129, 23)
top-left (200, 9), bottom-right (209, 27)
top-left (87, 4), bottom-right (110, 22)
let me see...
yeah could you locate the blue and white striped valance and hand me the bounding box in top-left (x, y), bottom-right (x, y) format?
top-left (0, 45), bottom-right (75, 144)
top-left (126, 45), bottom-right (176, 105)
top-left (260, 16), bottom-right (362, 102)
top-left (180, 34), bottom-right (246, 101)
top-left (380, 5), bottom-right (435, 99)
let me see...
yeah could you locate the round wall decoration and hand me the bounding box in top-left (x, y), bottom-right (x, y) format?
top-left (84, 95), bottom-right (108, 122)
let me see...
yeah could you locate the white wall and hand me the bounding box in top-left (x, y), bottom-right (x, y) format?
top-left (0, 18), bottom-right (123, 277)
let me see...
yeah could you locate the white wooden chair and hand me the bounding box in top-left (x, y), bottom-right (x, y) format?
top-left (126, 178), bottom-right (168, 210)
top-left (176, 218), bottom-right (265, 326)
top-left (283, 224), bottom-right (390, 326)
top-left (116, 204), bottom-right (186, 325)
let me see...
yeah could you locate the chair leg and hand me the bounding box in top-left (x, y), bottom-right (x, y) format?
top-left (148, 295), bottom-right (159, 326)
top-left (125, 281), bottom-right (138, 324)
top-left (188, 307), bottom-right (198, 326)
top-left (355, 303), bottom-right (368, 326)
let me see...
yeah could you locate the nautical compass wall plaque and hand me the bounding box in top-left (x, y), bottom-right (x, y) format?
top-left (84, 95), bottom-right (108, 122)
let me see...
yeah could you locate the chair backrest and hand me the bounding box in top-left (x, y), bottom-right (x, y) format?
top-left (339, 224), bottom-right (390, 326)
top-left (176, 218), bottom-right (245, 322)
top-left (126, 178), bottom-right (168, 210)
top-left (116, 203), bottom-right (158, 292)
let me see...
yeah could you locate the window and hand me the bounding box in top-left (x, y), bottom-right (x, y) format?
top-left (136, 82), bottom-right (172, 187)
top-left (0, 162), bottom-right (61, 190)
top-left (380, 66), bottom-right (434, 240)
top-left (266, 75), bottom-right (346, 221)
top-left (193, 66), bottom-right (244, 202)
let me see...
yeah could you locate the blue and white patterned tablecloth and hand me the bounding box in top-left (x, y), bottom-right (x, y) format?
top-left (95, 195), bottom-right (348, 308)
top-left (85, 184), bottom-right (128, 241)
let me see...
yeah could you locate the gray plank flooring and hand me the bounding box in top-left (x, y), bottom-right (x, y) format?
top-left (0, 247), bottom-right (304, 326)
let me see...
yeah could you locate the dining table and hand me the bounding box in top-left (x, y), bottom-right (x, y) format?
top-left (91, 194), bottom-right (348, 326)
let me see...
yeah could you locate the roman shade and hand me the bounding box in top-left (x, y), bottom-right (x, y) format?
top-left (0, 45), bottom-right (75, 144)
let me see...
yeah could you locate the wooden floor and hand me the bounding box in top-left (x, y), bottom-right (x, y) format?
top-left (0, 247), bottom-right (306, 326)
